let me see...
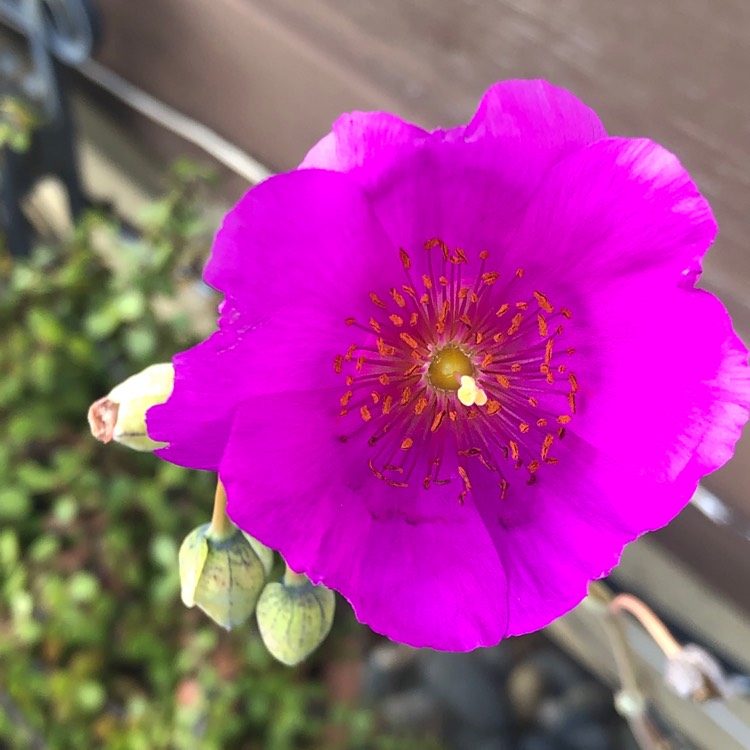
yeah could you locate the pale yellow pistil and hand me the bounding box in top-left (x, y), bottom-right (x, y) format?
top-left (427, 345), bottom-right (487, 407)
top-left (457, 376), bottom-right (488, 407)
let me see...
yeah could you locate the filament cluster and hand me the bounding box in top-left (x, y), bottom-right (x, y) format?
top-left (335, 239), bottom-right (578, 504)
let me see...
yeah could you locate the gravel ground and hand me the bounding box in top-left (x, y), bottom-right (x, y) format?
top-left (363, 634), bottom-right (655, 750)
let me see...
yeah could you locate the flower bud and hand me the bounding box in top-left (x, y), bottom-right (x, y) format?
top-left (256, 569), bottom-right (335, 666)
top-left (664, 644), bottom-right (732, 702)
top-left (88, 363), bottom-right (174, 451)
top-left (178, 523), bottom-right (271, 630)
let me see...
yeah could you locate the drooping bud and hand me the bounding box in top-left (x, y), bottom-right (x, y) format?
top-left (256, 567), bottom-right (336, 666)
top-left (178, 523), bottom-right (272, 630)
top-left (88, 363), bottom-right (174, 451)
top-left (664, 644), bottom-right (733, 702)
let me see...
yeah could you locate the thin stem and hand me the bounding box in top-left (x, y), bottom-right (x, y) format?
top-left (209, 479), bottom-right (231, 538)
top-left (602, 610), bottom-right (669, 750)
top-left (283, 563), bottom-right (310, 588)
top-left (610, 594), bottom-right (681, 659)
top-left (602, 591), bottom-right (679, 749)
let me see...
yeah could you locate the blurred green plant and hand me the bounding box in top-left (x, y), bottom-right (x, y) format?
top-left (0, 164), bottom-right (444, 750)
top-left (0, 96), bottom-right (39, 153)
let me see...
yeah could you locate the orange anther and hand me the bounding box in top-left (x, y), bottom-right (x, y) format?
top-left (541, 434), bottom-right (554, 460)
top-left (487, 400), bottom-right (502, 415)
top-left (400, 332), bottom-right (420, 349)
top-left (390, 288), bottom-right (406, 307)
top-left (538, 314), bottom-right (548, 338)
top-left (370, 292), bottom-right (386, 308)
top-left (533, 291), bottom-right (554, 313)
top-left (567, 393), bottom-right (577, 413)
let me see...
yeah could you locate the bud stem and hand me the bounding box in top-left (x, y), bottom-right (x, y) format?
top-left (283, 564), bottom-right (310, 588)
top-left (209, 479), bottom-right (232, 539)
top-left (609, 593), bottom-right (681, 658)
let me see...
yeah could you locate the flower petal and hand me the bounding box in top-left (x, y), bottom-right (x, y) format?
top-left (203, 169), bottom-right (400, 319)
top-left (221, 392), bottom-right (509, 650)
top-left (505, 137), bottom-right (716, 288)
top-left (299, 111), bottom-right (429, 171)
top-left (502, 136), bottom-right (749, 484)
top-left (148, 169), bottom-right (400, 469)
top-left (354, 137), bottom-right (553, 274)
top-left (571, 286), bottom-right (750, 485)
top-left (471, 431), bottom-right (699, 636)
top-left (462, 79), bottom-right (606, 151)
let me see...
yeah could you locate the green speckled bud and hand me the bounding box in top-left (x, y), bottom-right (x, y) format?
top-left (178, 523), bottom-right (272, 630)
top-left (256, 570), bottom-right (336, 666)
top-left (88, 363), bottom-right (174, 451)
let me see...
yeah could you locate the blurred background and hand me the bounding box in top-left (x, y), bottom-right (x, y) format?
top-left (1, 1), bottom-right (750, 748)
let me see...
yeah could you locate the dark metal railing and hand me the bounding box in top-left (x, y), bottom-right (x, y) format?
top-left (0, 0), bottom-right (99, 256)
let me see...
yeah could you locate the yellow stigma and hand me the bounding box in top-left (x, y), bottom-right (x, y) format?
top-left (428, 345), bottom-right (474, 391)
top-left (457, 376), bottom-right (488, 407)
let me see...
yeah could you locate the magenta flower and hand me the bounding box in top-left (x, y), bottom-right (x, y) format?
top-left (148, 80), bottom-right (750, 650)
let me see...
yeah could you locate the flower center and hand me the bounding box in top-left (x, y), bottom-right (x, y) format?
top-left (333, 238), bottom-right (579, 505)
top-left (427, 345), bottom-right (473, 391)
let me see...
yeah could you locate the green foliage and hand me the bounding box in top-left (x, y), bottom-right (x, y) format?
top-left (0, 97), bottom-right (39, 153)
top-left (0, 167), bottom-right (441, 750)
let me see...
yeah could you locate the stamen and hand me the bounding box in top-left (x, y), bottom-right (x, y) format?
top-left (334, 239), bottom-right (579, 499)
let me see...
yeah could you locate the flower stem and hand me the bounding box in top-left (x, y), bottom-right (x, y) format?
top-left (603, 610), bottom-right (666, 750)
top-left (609, 593), bottom-right (681, 659)
top-left (283, 563), bottom-right (310, 588)
top-left (209, 479), bottom-right (232, 539)
top-left (592, 588), bottom-right (671, 750)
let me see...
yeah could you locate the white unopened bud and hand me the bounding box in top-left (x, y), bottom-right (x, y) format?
top-left (88, 363), bottom-right (174, 451)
